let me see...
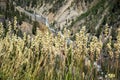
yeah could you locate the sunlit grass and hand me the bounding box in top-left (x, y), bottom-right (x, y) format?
top-left (0, 19), bottom-right (120, 80)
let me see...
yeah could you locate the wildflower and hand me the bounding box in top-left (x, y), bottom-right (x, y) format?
top-left (85, 57), bottom-right (91, 67)
top-left (107, 73), bottom-right (115, 78)
top-left (94, 62), bottom-right (101, 71)
top-left (98, 76), bottom-right (103, 80)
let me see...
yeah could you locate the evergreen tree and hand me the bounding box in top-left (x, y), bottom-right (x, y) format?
top-left (32, 21), bottom-right (39, 35)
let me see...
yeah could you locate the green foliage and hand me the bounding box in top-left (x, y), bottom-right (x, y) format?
top-left (32, 21), bottom-right (39, 35)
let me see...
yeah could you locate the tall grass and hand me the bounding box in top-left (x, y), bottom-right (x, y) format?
top-left (0, 19), bottom-right (120, 80)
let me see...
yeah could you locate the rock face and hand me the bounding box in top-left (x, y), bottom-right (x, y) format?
top-left (20, 21), bottom-right (49, 36)
top-left (0, 0), bottom-right (7, 11)
top-left (20, 22), bottom-right (33, 36)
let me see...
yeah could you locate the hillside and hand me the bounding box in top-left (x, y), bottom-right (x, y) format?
top-left (1, 0), bottom-right (119, 34)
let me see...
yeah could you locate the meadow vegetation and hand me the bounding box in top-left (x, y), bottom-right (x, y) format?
top-left (0, 18), bottom-right (120, 80)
